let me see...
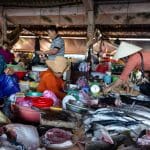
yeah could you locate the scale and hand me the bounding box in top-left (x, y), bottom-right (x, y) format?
top-left (89, 80), bottom-right (101, 97)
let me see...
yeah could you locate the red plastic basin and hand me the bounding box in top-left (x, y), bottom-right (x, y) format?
top-left (31, 97), bottom-right (53, 108)
top-left (11, 104), bottom-right (40, 123)
top-left (15, 71), bottom-right (27, 80)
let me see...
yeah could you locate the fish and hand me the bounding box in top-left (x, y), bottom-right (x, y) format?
top-left (83, 114), bottom-right (130, 126)
top-left (104, 123), bottom-right (145, 139)
top-left (85, 118), bottom-right (141, 138)
top-left (127, 115), bottom-right (150, 127)
top-left (84, 108), bottom-right (138, 126)
top-left (84, 105), bottom-right (150, 144)
top-left (118, 104), bottom-right (150, 114)
top-left (91, 124), bottom-right (114, 144)
top-left (88, 108), bottom-right (114, 115)
top-left (92, 120), bottom-right (139, 127)
top-left (134, 110), bottom-right (150, 119)
top-left (105, 125), bottom-right (130, 133)
top-left (113, 104), bottom-right (150, 127)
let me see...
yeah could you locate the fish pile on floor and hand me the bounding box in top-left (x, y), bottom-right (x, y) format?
top-left (137, 129), bottom-right (150, 148)
top-left (83, 105), bottom-right (150, 145)
top-left (116, 104), bottom-right (150, 127)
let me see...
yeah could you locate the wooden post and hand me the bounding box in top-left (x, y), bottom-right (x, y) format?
top-left (87, 10), bottom-right (94, 41)
top-left (82, 0), bottom-right (95, 40)
top-left (1, 9), bottom-right (7, 44)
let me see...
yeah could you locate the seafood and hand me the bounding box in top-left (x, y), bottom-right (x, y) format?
top-left (83, 106), bottom-right (148, 144)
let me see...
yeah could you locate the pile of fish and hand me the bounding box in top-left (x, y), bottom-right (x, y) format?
top-left (120, 94), bottom-right (150, 107)
top-left (116, 104), bottom-right (150, 127)
top-left (83, 105), bottom-right (150, 145)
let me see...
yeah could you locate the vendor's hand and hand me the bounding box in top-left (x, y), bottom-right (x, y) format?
top-left (4, 67), bottom-right (14, 75)
top-left (115, 99), bottom-right (122, 107)
top-left (103, 86), bottom-right (112, 94)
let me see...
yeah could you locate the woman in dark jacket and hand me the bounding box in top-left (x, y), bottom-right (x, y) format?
top-left (0, 55), bottom-right (20, 117)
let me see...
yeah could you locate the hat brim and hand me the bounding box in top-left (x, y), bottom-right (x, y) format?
top-left (46, 60), bottom-right (68, 73)
top-left (113, 42), bottom-right (142, 60)
top-left (46, 60), bottom-right (57, 72)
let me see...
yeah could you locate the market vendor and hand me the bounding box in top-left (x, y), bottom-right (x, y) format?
top-left (104, 42), bottom-right (150, 95)
top-left (0, 54), bottom-right (20, 117)
top-left (0, 54), bottom-right (20, 98)
top-left (37, 56), bottom-right (68, 100)
top-left (36, 25), bottom-right (64, 60)
top-left (0, 41), bottom-right (15, 64)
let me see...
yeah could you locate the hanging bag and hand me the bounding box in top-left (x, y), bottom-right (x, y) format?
top-left (0, 74), bottom-right (20, 98)
top-left (138, 52), bottom-right (150, 96)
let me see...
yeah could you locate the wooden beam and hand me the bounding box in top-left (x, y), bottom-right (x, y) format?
top-left (87, 10), bottom-right (94, 36)
top-left (0, 0), bottom-right (150, 16)
top-left (96, 3), bottom-right (150, 14)
top-left (1, 10), bottom-right (7, 42)
top-left (4, 5), bottom-right (84, 17)
top-left (0, 3), bottom-right (149, 26)
top-left (82, 0), bottom-right (94, 39)
top-left (0, 3), bottom-right (149, 17)
top-left (82, 0), bottom-right (93, 11)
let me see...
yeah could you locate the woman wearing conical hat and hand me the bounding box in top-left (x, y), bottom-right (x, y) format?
top-left (37, 56), bottom-right (69, 100)
top-left (104, 42), bottom-right (150, 95)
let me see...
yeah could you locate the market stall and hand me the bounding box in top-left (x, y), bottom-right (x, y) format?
top-left (0, 40), bottom-right (150, 149)
top-left (0, 0), bottom-right (150, 150)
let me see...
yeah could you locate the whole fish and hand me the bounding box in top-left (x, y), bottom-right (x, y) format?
top-left (127, 115), bottom-right (150, 127)
top-left (91, 124), bottom-right (114, 144)
top-left (84, 114), bottom-right (130, 125)
top-left (92, 120), bottom-right (139, 127)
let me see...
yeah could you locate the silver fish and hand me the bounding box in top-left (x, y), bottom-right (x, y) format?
top-left (91, 124), bottom-right (114, 144)
top-left (84, 114), bottom-right (129, 125)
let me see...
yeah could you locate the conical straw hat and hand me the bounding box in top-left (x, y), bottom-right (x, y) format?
top-left (46, 56), bottom-right (68, 73)
top-left (114, 42), bottom-right (142, 60)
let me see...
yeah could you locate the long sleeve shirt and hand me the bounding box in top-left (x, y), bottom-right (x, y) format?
top-left (37, 69), bottom-right (66, 100)
top-left (0, 48), bottom-right (14, 64)
top-left (120, 51), bottom-right (150, 81)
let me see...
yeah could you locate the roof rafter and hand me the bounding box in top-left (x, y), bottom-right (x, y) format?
top-left (82, 0), bottom-right (93, 11)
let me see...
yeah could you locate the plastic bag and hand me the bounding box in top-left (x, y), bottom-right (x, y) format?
top-left (43, 90), bottom-right (59, 106)
top-left (78, 62), bottom-right (90, 72)
top-left (5, 123), bottom-right (40, 150)
top-left (0, 74), bottom-right (20, 98)
top-left (139, 82), bottom-right (150, 96)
